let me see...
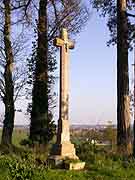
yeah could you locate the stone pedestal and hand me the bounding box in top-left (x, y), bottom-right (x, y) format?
top-left (65, 162), bottom-right (85, 170)
top-left (52, 119), bottom-right (78, 159)
top-left (48, 155), bottom-right (85, 170)
top-left (52, 143), bottom-right (78, 159)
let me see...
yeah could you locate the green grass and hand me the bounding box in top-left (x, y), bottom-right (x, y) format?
top-left (0, 128), bottom-right (28, 147)
top-left (12, 128), bottom-right (28, 146)
top-left (0, 129), bottom-right (135, 179)
top-left (1, 160), bottom-right (135, 180)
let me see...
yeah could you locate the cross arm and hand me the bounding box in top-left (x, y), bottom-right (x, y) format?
top-left (69, 41), bottom-right (74, 49)
top-left (54, 37), bottom-right (64, 47)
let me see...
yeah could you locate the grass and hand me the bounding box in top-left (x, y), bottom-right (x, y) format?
top-left (0, 129), bottom-right (135, 179)
top-left (0, 128), bottom-right (28, 147)
top-left (1, 160), bottom-right (135, 180)
top-left (12, 128), bottom-right (28, 146)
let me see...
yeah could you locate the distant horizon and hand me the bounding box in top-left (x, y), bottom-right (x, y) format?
top-left (0, 122), bottom-right (120, 127)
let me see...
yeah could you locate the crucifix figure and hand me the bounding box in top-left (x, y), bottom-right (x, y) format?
top-left (53, 28), bottom-right (78, 159)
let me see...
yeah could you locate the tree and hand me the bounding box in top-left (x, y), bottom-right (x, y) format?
top-left (29, 0), bottom-right (89, 143)
top-left (91, 0), bottom-right (135, 155)
top-left (1, 0), bottom-right (15, 145)
top-left (117, 0), bottom-right (131, 155)
top-left (0, 0), bottom-right (32, 145)
top-left (30, 0), bottom-right (49, 143)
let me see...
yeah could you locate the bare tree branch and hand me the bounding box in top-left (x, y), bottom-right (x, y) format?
top-left (14, 77), bottom-right (27, 102)
top-left (126, 12), bottom-right (135, 18)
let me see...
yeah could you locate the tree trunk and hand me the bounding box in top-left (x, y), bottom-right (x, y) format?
top-left (30, 0), bottom-right (48, 143)
top-left (117, 0), bottom-right (131, 155)
top-left (133, 45), bottom-right (135, 156)
top-left (1, 0), bottom-right (15, 145)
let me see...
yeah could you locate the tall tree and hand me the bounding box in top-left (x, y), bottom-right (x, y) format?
top-left (91, 0), bottom-right (135, 155)
top-left (30, 0), bottom-right (49, 143)
top-left (29, 0), bottom-right (89, 143)
top-left (1, 0), bottom-right (15, 145)
top-left (117, 0), bottom-right (131, 155)
top-left (0, 0), bottom-right (33, 145)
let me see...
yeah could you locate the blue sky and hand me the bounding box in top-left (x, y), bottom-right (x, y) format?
top-left (0, 9), bottom-right (134, 125)
top-left (69, 9), bottom-right (134, 125)
top-left (69, 11), bottom-right (117, 125)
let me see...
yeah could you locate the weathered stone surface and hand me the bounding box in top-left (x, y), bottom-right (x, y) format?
top-left (47, 156), bottom-right (64, 168)
top-left (49, 29), bottom-right (84, 168)
top-left (52, 143), bottom-right (78, 159)
top-left (57, 119), bottom-right (70, 144)
top-left (65, 162), bottom-right (86, 170)
top-left (48, 156), bottom-right (85, 170)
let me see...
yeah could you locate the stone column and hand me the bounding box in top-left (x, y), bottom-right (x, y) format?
top-left (52, 28), bottom-right (78, 159)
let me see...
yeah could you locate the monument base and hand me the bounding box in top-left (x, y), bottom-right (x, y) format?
top-left (47, 155), bottom-right (64, 168)
top-left (47, 142), bottom-right (83, 169)
top-left (51, 142), bottom-right (78, 159)
top-left (64, 161), bottom-right (85, 170)
top-left (47, 155), bottom-right (85, 170)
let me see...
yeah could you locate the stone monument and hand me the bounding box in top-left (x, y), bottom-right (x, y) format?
top-left (52, 28), bottom-right (78, 160)
top-left (49, 28), bottom-right (85, 170)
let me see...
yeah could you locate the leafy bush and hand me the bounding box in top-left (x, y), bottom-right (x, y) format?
top-left (0, 154), bottom-right (36, 180)
top-left (8, 158), bottom-right (34, 180)
top-left (20, 138), bottom-right (33, 146)
top-left (75, 141), bottom-right (96, 164)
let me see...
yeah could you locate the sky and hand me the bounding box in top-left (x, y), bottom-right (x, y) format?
top-left (69, 10), bottom-right (134, 125)
top-left (69, 11), bottom-right (117, 125)
top-left (0, 9), bottom-right (134, 126)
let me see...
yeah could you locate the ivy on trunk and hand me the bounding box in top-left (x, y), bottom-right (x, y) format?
top-left (30, 0), bottom-right (49, 143)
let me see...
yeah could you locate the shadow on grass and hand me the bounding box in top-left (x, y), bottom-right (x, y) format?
top-left (0, 144), bottom-right (30, 156)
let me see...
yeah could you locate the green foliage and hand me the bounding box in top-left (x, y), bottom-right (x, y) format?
top-left (20, 138), bottom-right (33, 146)
top-left (12, 129), bottom-right (28, 147)
top-left (0, 153), bottom-right (36, 180)
top-left (2, 129), bottom-right (135, 179)
top-left (26, 30), bottom-right (56, 145)
top-left (1, 151), bottom-right (135, 179)
top-left (75, 141), bottom-right (97, 163)
top-left (8, 158), bottom-right (34, 180)
top-left (91, 0), bottom-right (135, 48)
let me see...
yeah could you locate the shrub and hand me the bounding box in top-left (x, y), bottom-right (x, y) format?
top-left (75, 141), bottom-right (96, 164)
top-left (20, 138), bottom-right (33, 146)
top-left (7, 156), bottom-right (35, 180)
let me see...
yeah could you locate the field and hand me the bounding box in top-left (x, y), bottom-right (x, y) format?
top-left (0, 128), bottom-right (135, 180)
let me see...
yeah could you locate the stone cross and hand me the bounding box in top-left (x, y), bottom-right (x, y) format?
top-left (55, 29), bottom-right (74, 119)
top-left (53, 28), bottom-right (78, 159)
